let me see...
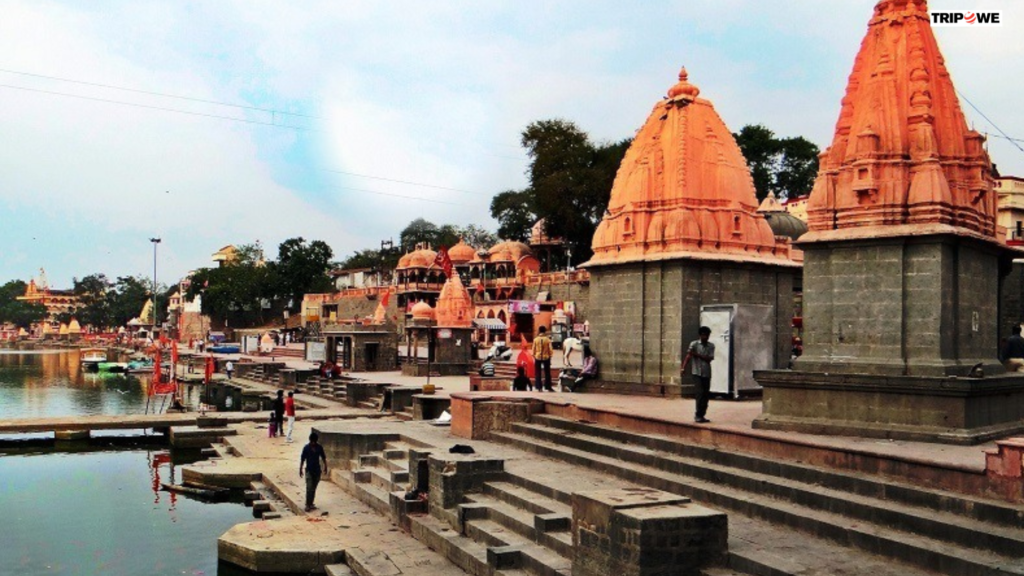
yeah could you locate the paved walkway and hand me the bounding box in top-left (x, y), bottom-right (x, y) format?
top-left (198, 345), bottom-right (999, 473)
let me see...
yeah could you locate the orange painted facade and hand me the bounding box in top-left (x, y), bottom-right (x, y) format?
top-left (587, 68), bottom-right (796, 267)
top-left (805, 0), bottom-right (999, 242)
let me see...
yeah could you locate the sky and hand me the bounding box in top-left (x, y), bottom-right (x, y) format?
top-left (0, 0), bottom-right (1021, 288)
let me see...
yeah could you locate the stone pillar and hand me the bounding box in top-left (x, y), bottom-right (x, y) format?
top-left (572, 488), bottom-right (727, 576)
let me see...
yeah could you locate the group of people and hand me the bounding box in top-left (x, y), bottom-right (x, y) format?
top-left (318, 360), bottom-right (342, 379)
top-left (266, 389), bottom-right (297, 442)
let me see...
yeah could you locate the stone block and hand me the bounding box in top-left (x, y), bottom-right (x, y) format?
top-left (487, 545), bottom-right (523, 570)
top-left (535, 513), bottom-right (571, 533)
top-left (427, 455), bottom-right (505, 518)
top-left (450, 394), bottom-right (543, 440)
top-left (313, 427), bottom-right (401, 470)
top-left (572, 488), bottom-right (726, 576)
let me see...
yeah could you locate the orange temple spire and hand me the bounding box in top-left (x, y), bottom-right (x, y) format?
top-left (805, 0), bottom-right (998, 240)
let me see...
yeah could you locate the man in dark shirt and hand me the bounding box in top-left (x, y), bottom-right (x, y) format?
top-left (299, 432), bottom-right (328, 512)
top-left (273, 390), bottom-right (285, 437)
top-left (1002, 325), bottom-right (1024, 372)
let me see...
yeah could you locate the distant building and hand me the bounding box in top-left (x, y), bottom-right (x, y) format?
top-left (329, 267), bottom-right (380, 290)
top-left (211, 245), bottom-right (239, 267)
top-left (783, 195), bottom-right (809, 222)
top-left (16, 269), bottom-right (79, 336)
top-left (996, 176), bottom-right (1024, 241)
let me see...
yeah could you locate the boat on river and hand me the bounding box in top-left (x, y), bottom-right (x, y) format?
top-left (97, 362), bottom-right (128, 373)
top-left (127, 358), bottom-right (154, 373)
top-left (80, 348), bottom-right (107, 368)
top-left (208, 344), bottom-right (239, 354)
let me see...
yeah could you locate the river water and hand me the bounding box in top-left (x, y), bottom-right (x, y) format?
top-left (0, 350), bottom-right (255, 576)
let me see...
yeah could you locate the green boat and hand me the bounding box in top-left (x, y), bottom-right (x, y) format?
top-left (97, 362), bottom-right (128, 373)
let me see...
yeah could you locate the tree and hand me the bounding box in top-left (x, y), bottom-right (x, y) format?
top-left (457, 225), bottom-right (499, 250)
top-left (108, 276), bottom-right (151, 327)
top-left (0, 280), bottom-right (46, 329)
top-left (72, 273), bottom-right (113, 329)
top-left (490, 190), bottom-right (536, 242)
top-left (275, 237), bottom-right (334, 311)
top-left (400, 218), bottom-right (440, 251)
top-left (733, 124), bottom-right (820, 201)
top-left (494, 119), bottom-right (631, 263)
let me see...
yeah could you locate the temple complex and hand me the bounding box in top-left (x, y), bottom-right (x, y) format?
top-left (582, 68), bottom-right (800, 396)
top-left (16, 270), bottom-right (80, 336)
top-left (755, 0), bottom-right (1024, 444)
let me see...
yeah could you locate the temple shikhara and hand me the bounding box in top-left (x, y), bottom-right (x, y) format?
top-left (590, 68), bottom-right (794, 267)
top-left (583, 68), bottom-right (800, 396)
top-left (805, 0), bottom-right (998, 239)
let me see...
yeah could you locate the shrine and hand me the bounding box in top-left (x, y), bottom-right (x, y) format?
top-left (754, 0), bottom-right (1024, 444)
top-left (402, 273), bottom-right (476, 376)
top-left (582, 68), bottom-right (800, 396)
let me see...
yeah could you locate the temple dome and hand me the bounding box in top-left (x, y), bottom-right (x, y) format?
top-left (762, 212), bottom-right (808, 241)
top-left (488, 241), bottom-right (533, 264)
top-left (435, 274), bottom-right (474, 328)
top-left (397, 246), bottom-right (438, 270)
top-left (805, 0), bottom-right (998, 240)
top-left (410, 300), bottom-right (434, 320)
top-left (448, 240), bottom-right (477, 264)
top-left (68, 319), bottom-right (82, 334)
top-left (757, 192), bottom-right (808, 241)
top-left (586, 68), bottom-right (795, 267)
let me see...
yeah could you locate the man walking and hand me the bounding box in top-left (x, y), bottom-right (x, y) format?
top-left (225, 360), bottom-right (234, 380)
top-left (532, 326), bottom-right (554, 392)
top-left (284, 391), bottom-right (296, 443)
top-left (299, 432), bottom-right (328, 512)
top-left (682, 326), bottom-right (715, 423)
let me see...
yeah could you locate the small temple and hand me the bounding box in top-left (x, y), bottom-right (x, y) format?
top-left (583, 68), bottom-right (800, 396)
top-left (755, 0), bottom-right (1024, 444)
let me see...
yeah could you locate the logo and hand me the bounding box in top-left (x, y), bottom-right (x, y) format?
top-left (931, 10), bottom-right (1002, 26)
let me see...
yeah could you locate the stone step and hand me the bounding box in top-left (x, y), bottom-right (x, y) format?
top-left (492, 430), bottom-right (1024, 576)
top-left (532, 414), bottom-right (1024, 529)
top-left (519, 419), bottom-right (1024, 555)
top-left (482, 481), bottom-right (571, 517)
top-left (409, 513), bottom-right (492, 576)
top-left (352, 466), bottom-right (406, 494)
top-left (462, 494), bottom-right (573, 558)
top-left (463, 519), bottom-right (571, 576)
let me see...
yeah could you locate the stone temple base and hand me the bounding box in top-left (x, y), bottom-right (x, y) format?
top-left (753, 370), bottom-right (1024, 445)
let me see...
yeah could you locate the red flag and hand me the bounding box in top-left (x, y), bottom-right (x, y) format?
top-left (433, 246), bottom-right (454, 278)
top-left (204, 355), bottom-right (214, 384)
top-left (381, 291), bottom-right (390, 307)
top-left (152, 347), bottom-right (162, 387)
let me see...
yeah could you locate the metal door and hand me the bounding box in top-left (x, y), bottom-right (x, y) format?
top-left (700, 307), bottom-right (733, 395)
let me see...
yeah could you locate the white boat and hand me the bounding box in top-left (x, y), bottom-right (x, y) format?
top-left (80, 347), bottom-right (108, 366)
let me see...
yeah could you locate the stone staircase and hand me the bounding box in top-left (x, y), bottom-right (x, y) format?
top-left (332, 435), bottom-right (732, 576)
top-left (487, 414), bottom-right (1024, 576)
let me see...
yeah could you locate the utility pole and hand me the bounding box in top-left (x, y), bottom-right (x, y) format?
top-left (150, 238), bottom-right (161, 337)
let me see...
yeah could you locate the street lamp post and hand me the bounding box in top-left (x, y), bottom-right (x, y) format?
top-left (150, 238), bottom-right (161, 337)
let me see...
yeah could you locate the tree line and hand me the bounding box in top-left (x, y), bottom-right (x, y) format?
top-left (1, 119), bottom-right (817, 332)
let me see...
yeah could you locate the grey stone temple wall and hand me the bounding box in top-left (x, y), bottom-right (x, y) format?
top-left (796, 235), bottom-right (1003, 377)
top-left (587, 259), bottom-right (796, 396)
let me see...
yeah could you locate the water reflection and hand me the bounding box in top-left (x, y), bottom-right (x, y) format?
top-left (0, 350), bottom-right (201, 419)
top-left (0, 447), bottom-right (252, 576)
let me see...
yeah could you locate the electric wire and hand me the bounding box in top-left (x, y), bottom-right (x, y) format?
top-left (0, 67), bottom-right (317, 118)
top-left (0, 83), bottom-right (318, 131)
top-left (957, 89), bottom-right (1024, 155)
